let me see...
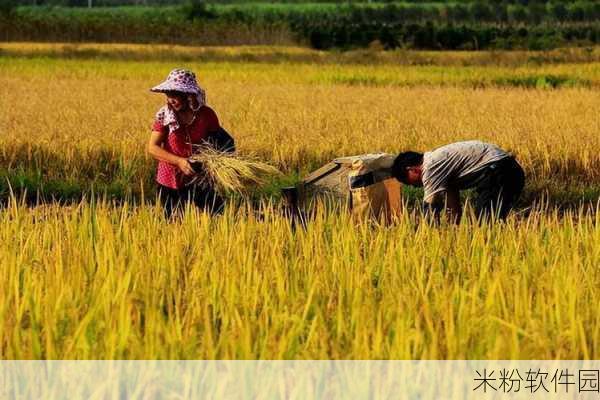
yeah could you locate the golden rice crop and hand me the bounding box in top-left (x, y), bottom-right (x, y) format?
top-left (0, 199), bottom-right (599, 359)
top-left (0, 44), bottom-right (599, 360)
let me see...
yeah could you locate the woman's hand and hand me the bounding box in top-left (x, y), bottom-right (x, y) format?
top-left (177, 158), bottom-right (195, 176)
top-left (148, 131), bottom-right (195, 176)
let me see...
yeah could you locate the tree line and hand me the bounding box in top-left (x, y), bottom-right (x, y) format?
top-left (0, 1), bottom-right (598, 50)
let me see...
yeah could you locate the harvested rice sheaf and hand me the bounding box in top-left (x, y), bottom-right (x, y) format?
top-left (188, 145), bottom-right (282, 193)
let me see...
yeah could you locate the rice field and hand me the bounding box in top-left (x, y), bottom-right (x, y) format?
top-left (0, 43), bottom-right (599, 359)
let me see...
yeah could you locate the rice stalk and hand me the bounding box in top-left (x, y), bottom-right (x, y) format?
top-left (188, 145), bottom-right (282, 194)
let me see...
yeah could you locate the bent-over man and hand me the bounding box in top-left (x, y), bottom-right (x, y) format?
top-left (391, 140), bottom-right (525, 221)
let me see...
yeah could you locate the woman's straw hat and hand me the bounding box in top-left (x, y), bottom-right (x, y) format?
top-left (151, 68), bottom-right (207, 106)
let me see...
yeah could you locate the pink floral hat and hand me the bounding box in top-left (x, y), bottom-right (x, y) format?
top-left (151, 68), bottom-right (206, 106)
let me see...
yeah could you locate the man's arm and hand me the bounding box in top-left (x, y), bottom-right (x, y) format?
top-left (424, 189), bottom-right (462, 223)
top-left (444, 189), bottom-right (462, 223)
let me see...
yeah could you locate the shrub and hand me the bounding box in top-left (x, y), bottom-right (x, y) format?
top-left (183, 0), bottom-right (215, 21)
top-left (0, 0), bottom-right (16, 16)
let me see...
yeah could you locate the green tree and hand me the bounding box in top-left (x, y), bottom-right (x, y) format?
top-left (183, 0), bottom-right (215, 21)
top-left (550, 2), bottom-right (568, 22)
top-left (0, 0), bottom-right (15, 15)
top-left (508, 4), bottom-right (529, 23)
top-left (528, 2), bottom-right (547, 24)
top-left (491, 2), bottom-right (509, 23)
top-left (568, 4), bottom-right (585, 21)
top-left (470, 1), bottom-right (494, 21)
top-left (447, 4), bottom-right (470, 23)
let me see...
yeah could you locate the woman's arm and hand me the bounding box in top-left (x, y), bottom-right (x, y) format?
top-left (147, 130), bottom-right (194, 176)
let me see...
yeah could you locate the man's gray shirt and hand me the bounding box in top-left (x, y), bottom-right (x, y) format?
top-left (422, 141), bottom-right (509, 203)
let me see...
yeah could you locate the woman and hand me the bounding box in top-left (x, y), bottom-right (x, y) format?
top-left (148, 68), bottom-right (225, 218)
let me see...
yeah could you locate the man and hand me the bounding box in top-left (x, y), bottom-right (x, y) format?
top-left (391, 140), bottom-right (525, 222)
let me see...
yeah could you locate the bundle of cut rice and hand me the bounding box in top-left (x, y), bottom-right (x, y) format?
top-left (188, 145), bottom-right (281, 194)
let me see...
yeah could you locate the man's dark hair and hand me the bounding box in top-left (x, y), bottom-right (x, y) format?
top-left (391, 151), bottom-right (424, 183)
